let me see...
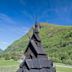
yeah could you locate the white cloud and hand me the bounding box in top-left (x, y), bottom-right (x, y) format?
top-left (0, 13), bottom-right (30, 50)
top-left (0, 13), bottom-right (30, 34)
top-left (0, 13), bottom-right (17, 25)
top-left (0, 41), bottom-right (8, 45)
top-left (0, 41), bottom-right (9, 50)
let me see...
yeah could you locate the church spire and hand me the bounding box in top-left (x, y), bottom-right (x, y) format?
top-left (17, 21), bottom-right (56, 72)
top-left (32, 22), bottom-right (41, 43)
top-left (33, 16), bottom-right (39, 33)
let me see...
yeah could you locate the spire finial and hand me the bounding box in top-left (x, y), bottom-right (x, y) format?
top-left (35, 15), bottom-right (37, 22)
top-left (33, 16), bottom-right (40, 33)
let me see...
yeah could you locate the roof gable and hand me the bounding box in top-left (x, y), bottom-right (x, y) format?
top-left (25, 58), bottom-right (53, 69)
top-left (30, 40), bottom-right (45, 55)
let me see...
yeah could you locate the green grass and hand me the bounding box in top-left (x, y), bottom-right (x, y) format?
top-left (56, 66), bottom-right (72, 72)
top-left (0, 59), bottom-right (18, 66)
top-left (55, 63), bottom-right (72, 72)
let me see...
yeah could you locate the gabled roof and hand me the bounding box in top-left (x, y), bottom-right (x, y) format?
top-left (32, 33), bottom-right (41, 42)
top-left (25, 58), bottom-right (53, 69)
top-left (17, 67), bottom-right (55, 72)
top-left (30, 40), bottom-right (46, 55)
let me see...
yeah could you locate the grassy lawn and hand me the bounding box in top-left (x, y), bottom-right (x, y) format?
top-left (0, 59), bottom-right (72, 72)
top-left (55, 63), bottom-right (72, 72)
top-left (56, 66), bottom-right (72, 72)
top-left (0, 59), bottom-right (18, 66)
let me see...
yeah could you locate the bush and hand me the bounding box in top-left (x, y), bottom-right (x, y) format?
top-left (4, 54), bottom-right (11, 60)
top-left (51, 57), bottom-right (62, 63)
top-left (63, 59), bottom-right (72, 65)
top-left (11, 56), bottom-right (18, 61)
top-left (10, 52), bottom-right (20, 61)
top-left (0, 54), bottom-right (2, 58)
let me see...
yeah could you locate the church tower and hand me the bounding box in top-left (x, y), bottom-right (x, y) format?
top-left (17, 23), bottom-right (56, 72)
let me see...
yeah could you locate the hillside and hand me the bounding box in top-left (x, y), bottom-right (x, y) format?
top-left (0, 49), bottom-right (3, 53)
top-left (3, 23), bottom-right (72, 64)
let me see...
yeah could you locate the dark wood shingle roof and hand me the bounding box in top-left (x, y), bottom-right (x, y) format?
top-left (30, 40), bottom-right (45, 55)
top-left (25, 58), bottom-right (53, 69)
top-left (17, 24), bottom-right (56, 72)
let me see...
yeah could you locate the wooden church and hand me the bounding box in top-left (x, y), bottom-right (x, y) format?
top-left (17, 23), bottom-right (56, 72)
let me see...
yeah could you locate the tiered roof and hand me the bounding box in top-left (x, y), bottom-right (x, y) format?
top-left (17, 23), bottom-right (56, 72)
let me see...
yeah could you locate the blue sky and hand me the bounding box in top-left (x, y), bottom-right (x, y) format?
top-left (0, 0), bottom-right (72, 50)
